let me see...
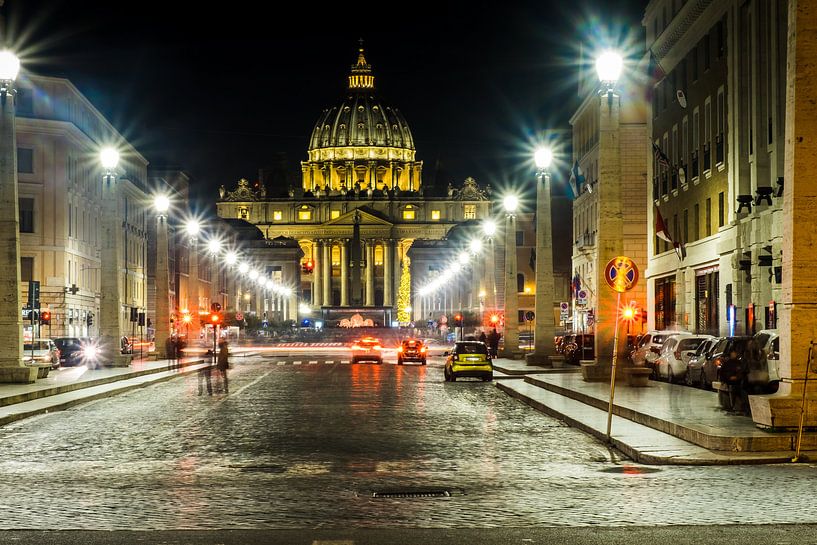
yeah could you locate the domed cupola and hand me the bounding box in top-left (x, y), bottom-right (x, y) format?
top-left (302, 45), bottom-right (423, 193)
top-left (308, 47), bottom-right (415, 151)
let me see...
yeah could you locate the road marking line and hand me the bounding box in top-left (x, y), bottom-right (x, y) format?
top-left (324, 360), bottom-right (334, 364)
top-left (312, 541), bottom-right (354, 545)
top-left (340, 360), bottom-right (350, 364)
top-left (309, 360), bottom-right (318, 365)
top-left (276, 361), bottom-right (285, 366)
top-left (293, 361), bottom-right (302, 365)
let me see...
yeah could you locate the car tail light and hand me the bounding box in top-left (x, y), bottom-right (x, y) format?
top-left (420, 347), bottom-right (427, 353)
top-left (397, 346), bottom-right (403, 353)
top-left (351, 345), bottom-right (361, 351)
top-left (373, 345), bottom-right (382, 351)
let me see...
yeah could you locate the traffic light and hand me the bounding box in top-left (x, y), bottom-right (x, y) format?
top-left (453, 313), bottom-right (463, 327)
top-left (489, 313), bottom-right (500, 325)
top-left (209, 312), bottom-right (223, 326)
top-left (302, 259), bottom-right (314, 274)
top-left (39, 310), bottom-right (51, 325)
top-left (86, 313), bottom-right (94, 327)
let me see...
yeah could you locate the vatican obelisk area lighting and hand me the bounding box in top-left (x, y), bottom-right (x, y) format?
top-left (153, 194), bottom-right (172, 359)
top-left (185, 219), bottom-right (201, 343)
top-left (526, 147), bottom-right (557, 365)
top-left (501, 195), bottom-right (520, 358)
top-left (99, 147), bottom-right (130, 366)
top-left (0, 50), bottom-right (32, 382)
top-left (593, 50), bottom-right (626, 372)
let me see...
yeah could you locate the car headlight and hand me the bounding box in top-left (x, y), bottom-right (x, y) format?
top-left (82, 345), bottom-right (99, 359)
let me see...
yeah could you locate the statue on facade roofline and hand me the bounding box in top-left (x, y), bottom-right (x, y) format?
top-left (218, 184), bottom-right (226, 199)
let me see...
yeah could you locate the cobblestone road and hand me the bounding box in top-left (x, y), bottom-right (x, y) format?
top-left (0, 354), bottom-right (815, 530)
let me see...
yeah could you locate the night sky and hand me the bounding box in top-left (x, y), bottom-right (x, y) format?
top-left (3, 0), bottom-right (645, 212)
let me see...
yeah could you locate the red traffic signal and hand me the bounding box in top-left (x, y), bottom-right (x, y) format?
top-left (302, 259), bottom-right (314, 274)
top-left (40, 310), bottom-right (51, 325)
top-left (209, 313), bottom-right (223, 325)
top-left (489, 314), bottom-right (500, 324)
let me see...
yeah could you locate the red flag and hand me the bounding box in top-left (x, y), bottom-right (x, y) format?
top-left (654, 205), bottom-right (673, 243)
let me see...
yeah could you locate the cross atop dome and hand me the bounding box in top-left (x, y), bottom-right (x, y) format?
top-left (349, 41), bottom-right (375, 90)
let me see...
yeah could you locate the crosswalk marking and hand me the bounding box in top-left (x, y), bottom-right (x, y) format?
top-left (293, 361), bottom-right (302, 365)
top-left (340, 360), bottom-right (349, 364)
top-left (323, 360), bottom-right (333, 364)
top-left (308, 360), bottom-right (318, 365)
top-left (277, 361), bottom-right (285, 366)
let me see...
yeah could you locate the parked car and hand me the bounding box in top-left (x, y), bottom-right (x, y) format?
top-left (23, 339), bottom-right (60, 369)
top-left (397, 338), bottom-right (427, 365)
top-left (685, 337), bottom-right (721, 387)
top-left (53, 337), bottom-right (97, 368)
top-left (563, 334), bottom-right (594, 366)
top-left (654, 334), bottom-right (714, 383)
top-left (631, 330), bottom-right (690, 376)
top-left (351, 337), bottom-right (383, 364)
top-left (701, 336), bottom-right (752, 390)
top-left (444, 341), bottom-right (492, 382)
top-left (745, 329), bottom-right (780, 394)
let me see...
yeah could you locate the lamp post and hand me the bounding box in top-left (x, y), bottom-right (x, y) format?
top-left (527, 147), bottom-right (557, 365)
top-left (98, 147), bottom-right (130, 366)
top-left (501, 195), bottom-right (520, 358)
top-left (153, 194), bottom-right (172, 359)
top-left (482, 219), bottom-right (497, 312)
top-left (592, 50), bottom-right (627, 372)
top-left (0, 51), bottom-right (32, 382)
top-left (185, 219), bottom-right (201, 343)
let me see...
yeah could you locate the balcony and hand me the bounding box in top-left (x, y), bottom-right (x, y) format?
top-left (576, 231), bottom-right (595, 249)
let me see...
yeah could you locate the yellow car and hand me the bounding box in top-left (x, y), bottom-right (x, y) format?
top-left (444, 341), bottom-right (493, 382)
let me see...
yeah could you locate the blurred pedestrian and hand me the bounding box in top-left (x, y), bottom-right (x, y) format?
top-left (478, 330), bottom-right (487, 345)
top-left (216, 340), bottom-right (230, 394)
top-left (166, 336), bottom-right (178, 369)
top-left (487, 328), bottom-right (500, 358)
top-left (198, 354), bottom-right (213, 396)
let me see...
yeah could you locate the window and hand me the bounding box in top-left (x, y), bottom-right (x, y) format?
top-left (683, 209), bottom-right (688, 243)
top-left (706, 198), bottom-right (712, 236)
top-left (517, 273), bottom-right (525, 293)
top-left (717, 19), bottom-right (725, 57)
top-left (703, 34), bottom-right (711, 71)
top-left (681, 116), bottom-right (688, 169)
top-left (331, 245), bottom-right (340, 266)
top-left (402, 205), bottom-right (415, 220)
top-left (330, 210), bottom-right (340, 219)
top-left (238, 206), bottom-right (250, 220)
top-left (17, 148), bottom-right (33, 174)
top-left (518, 310), bottom-right (525, 324)
top-left (272, 210), bottom-right (282, 221)
top-left (718, 192), bottom-right (725, 227)
top-left (516, 231), bottom-right (524, 246)
top-left (19, 198), bottom-right (34, 233)
top-left (374, 245), bottom-right (383, 265)
top-left (463, 204), bottom-right (476, 219)
top-left (297, 207), bottom-right (312, 221)
top-left (431, 210), bottom-right (441, 220)
top-left (20, 256), bottom-right (33, 282)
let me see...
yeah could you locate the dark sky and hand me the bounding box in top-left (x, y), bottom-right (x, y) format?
top-left (2, 0), bottom-right (645, 211)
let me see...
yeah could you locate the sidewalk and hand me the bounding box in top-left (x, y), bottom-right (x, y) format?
top-left (0, 355), bottom-right (211, 428)
top-left (492, 358), bottom-right (817, 465)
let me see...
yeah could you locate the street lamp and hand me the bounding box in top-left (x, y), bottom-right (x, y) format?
top-left (225, 251), bottom-right (238, 266)
top-left (0, 50), bottom-right (30, 380)
top-left (96, 146), bottom-right (131, 366)
top-left (595, 50), bottom-right (623, 89)
top-left (527, 146), bottom-right (558, 365)
top-left (153, 194), bottom-right (172, 359)
top-left (207, 238), bottom-right (222, 255)
top-left (501, 194), bottom-right (520, 358)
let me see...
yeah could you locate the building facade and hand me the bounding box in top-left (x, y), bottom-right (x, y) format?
top-left (15, 75), bottom-right (149, 341)
top-left (216, 48), bottom-right (493, 326)
top-left (644, 0), bottom-right (786, 336)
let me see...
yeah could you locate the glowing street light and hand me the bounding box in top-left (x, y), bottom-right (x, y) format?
top-left (207, 238), bottom-right (222, 255)
top-left (154, 194), bottom-right (170, 215)
top-left (482, 219), bottom-right (497, 237)
top-left (185, 219), bottom-right (200, 238)
top-left (249, 269), bottom-right (259, 281)
top-left (503, 194), bottom-right (519, 213)
top-left (469, 239), bottom-right (483, 254)
top-left (100, 147), bottom-right (120, 171)
top-left (596, 50), bottom-right (623, 86)
top-left (225, 251), bottom-right (238, 266)
top-left (534, 147), bottom-right (553, 170)
top-left (238, 262), bottom-right (249, 274)
top-left (0, 50), bottom-right (21, 82)
top-left (458, 251), bottom-right (470, 265)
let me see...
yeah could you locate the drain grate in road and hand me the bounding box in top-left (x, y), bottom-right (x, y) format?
top-left (371, 488), bottom-right (461, 498)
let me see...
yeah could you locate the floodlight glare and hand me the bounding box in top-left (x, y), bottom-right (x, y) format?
top-left (503, 195), bottom-right (519, 212)
top-left (154, 194), bottom-right (170, 213)
top-left (482, 219), bottom-right (497, 237)
top-left (238, 262), bottom-right (249, 274)
top-left (534, 147), bottom-right (553, 169)
top-left (0, 50), bottom-right (21, 81)
top-left (185, 220), bottom-right (200, 237)
top-left (596, 50), bottom-right (623, 84)
top-left (100, 147), bottom-right (120, 170)
top-left (225, 251), bottom-right (238, 266)
top-left (469, 239), bottom-right (483, 254)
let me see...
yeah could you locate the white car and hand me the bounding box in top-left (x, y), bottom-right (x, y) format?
top-left (23, 338), bottom-right (60, 369)
top-left (655, 334), bottom-right (714, 383)
top-left (631, 330), bottom-right (691, 375)
top-left (746, 329), bottom-right (780, 392)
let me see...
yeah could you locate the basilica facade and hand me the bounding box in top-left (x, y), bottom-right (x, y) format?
top-left (216, 48), bottom-right (494, 325)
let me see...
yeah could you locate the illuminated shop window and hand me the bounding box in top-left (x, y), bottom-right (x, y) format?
top-left (402, 205), bottom-right (415, 220)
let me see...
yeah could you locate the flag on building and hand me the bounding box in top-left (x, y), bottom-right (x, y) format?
top-left (572, 272), bottom-right (581, 297)
top-left (645, 48), bottom-right (667, 102)
top-left (653, 142), bottom-right (671, 170)
top-left (568, 160), bottom-right (585, 198)
top-left (673, 241), bottom-right (687, 261)
top-left (654, 205), bottom-right (673, 243)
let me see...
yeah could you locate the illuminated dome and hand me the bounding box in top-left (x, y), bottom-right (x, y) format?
top-left (308, 48), bottom-right (415, 151)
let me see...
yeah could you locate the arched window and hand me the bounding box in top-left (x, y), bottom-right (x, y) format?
top-left (517, 273), bottom-right (525, 293)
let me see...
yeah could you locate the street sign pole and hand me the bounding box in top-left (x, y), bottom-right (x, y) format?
top-left (606, 290), bottom-right (622, 441)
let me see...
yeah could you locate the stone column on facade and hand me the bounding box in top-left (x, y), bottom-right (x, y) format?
top-left (0, 71), bottom-right (35, 382)
top-left (286, 263), bottom-right (298, 322)
top-left (365, 240), bottom-right (375, 306)
top-left (322, 241), bottom-right (331, 306)
top-left (502, 212), bottom-right (519, 358)
top-left (340, 241), bottom-right (349, 306)
top-left (383, 239), bottom-right (394, 307)
top-left (485, 237), bottom-right (497, 311)
top-left (313, 239), bottom-right (322, 307)
top-left (100, 170), bottom-right (130, 366)
top-left (187, 236), bottom-right (200, 342)
top-left (590, 89), bottom-right (625, 373)
top-left (255, 285), bottom-right (263, 322)
top-left (528, 167), bottom-right (557, 365)
top-left (153, 210), bottom-right (171, 359)
top-left (751, 0), bottom-right (817, 428)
